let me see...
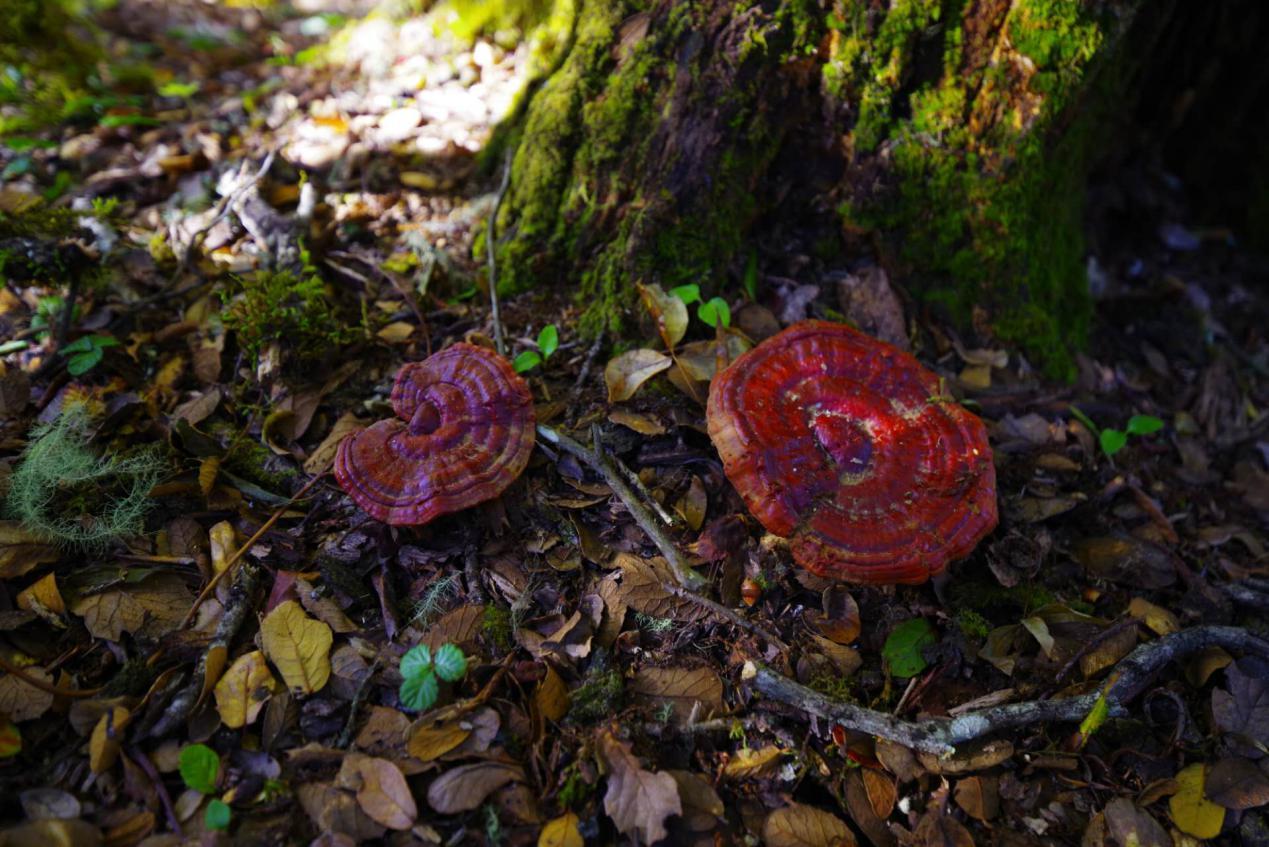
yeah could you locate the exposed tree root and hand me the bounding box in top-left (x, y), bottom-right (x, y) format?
top-left (749, 625), bottom-right (1269, 756)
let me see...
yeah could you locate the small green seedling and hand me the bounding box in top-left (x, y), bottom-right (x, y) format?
top-left (399, 642), bottom-right (468, 712)
top-left (179, 744), bottom-right (231, 831)
top-left (670, 285), bottom-right (732, 329)
top-left (1069, 406), bottom-right (1165, 458)
top-left (59, 334), bottom-right (119, 375)
top-left (882, 618), bottom-right (936, 679)
top-left (513, 324), bottom-right (559, 374)
top-left (741, 251), bottom-right (759, 301)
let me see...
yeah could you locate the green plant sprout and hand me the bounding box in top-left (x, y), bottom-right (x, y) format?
top-left (179, 743), bottom-right (231, 831)
top-left (669, 284), bottom-right (731, 329)
top-left (399, 642), bottom-right (468, 712)
top-left (1068, 406), bottom-right (1165, 458)
top-left (4, 408), bottom-right (165, 549)
top-left (513, 324), bottom-right (559, 373)
top-left (59, 334), bottom-right (118, 375)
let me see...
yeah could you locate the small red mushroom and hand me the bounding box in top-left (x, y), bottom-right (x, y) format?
top-left (707, 320), bottom-right (997, 585)
top-left (335, 343), bottom-right (535, 525)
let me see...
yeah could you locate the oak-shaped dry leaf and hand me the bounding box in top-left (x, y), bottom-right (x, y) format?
top-left (89, 706), bottom-right (131, 774)
top-left (538, 812), bottom-right (584, 847)
top-left (353, 756), bottom-right (417, 830)
top-left (260, 600), bottom-right (333, 695)
top-left (1169, 763), bottom-right (1226, 839)
top-left (535, 663), bottom-right (570, 723)
top-left (597, 728), bottom-right (681, 845)
top-left (1212, 659), bottom-right (1269, 759)
top-left (605, 349), bottom-right (671, 404)
top-left (0, 522), bottom-right (58, 580)
top-left (0, 666), bottom-right (54, 722)
top-left (762, 803), bottom-right (856, 847)
top-left (214, 650), bottom-right (278, 728)
top-left (630, 665), bottom-right (724, 724)
top-left (1206, 757), bottom-right (1269, 809)
top-left (723, 745), bottom-right (787, 780)
top-left (427, 762), bottom-right (525, 814)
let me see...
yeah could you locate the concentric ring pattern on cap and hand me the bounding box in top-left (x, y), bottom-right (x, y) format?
top-left (707, 321), bottom-right (997, 584)
top-left (335, 343), bottom-right (535, 526)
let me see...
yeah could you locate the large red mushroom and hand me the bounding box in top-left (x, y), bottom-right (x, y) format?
top-left (335, 343), bottom-right (535, 525)
top-left (707, 320), bottom-right (997, 585)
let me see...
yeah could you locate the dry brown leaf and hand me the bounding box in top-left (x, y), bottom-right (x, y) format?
top-left (608, 409), bottom-right (666, 436)
top-left (353, 756), bottom-right (418, 830)
top-left (0, 819), bottom-right (102, 847)
top-left (426, 762), bottom-right (525, 814)
top-left (844, 770), bottom-right (896, 847)
top-left (198, 456), bottom-right (220, 499)
top-left (71, 591), bottom-right (146, 642)
top-left (808, 586), bottom-right (861, 644)
top-left (1102, 798), bottom-right (1169, 847)
top-left (723, 745), bottom-right (787, 780)
top-left (762, 803), bottom-right (856, 847)
top-left (304, 412), bottom-right (366, 475)
top-left (605, 349), bottom-right (671, 404)
top-left (953, 776), bottom-right (999, 821)
top-left (535, 663), bottom-right (570, 723)
top-left (297, 782), bottom-right (386, 842)
top-left (667, 769), bottom-right (724, 832)
top-left (860, 769), bottom-right (897, 819)
top-left (630, 665), bottom-right (724, 724)
top-left (1205, 758), bottom-right (1269, 809)
top-left (614, 554), bottom-right (708, 622)
top-left (638, 283), bottom-right (689, 349)
top-left (213, 650), bottom-right (278, 728)
top-left (260, 600), bottom-right (332, 695)
top-left (916, 738), bottom-right (1013, 774)
top-left (1127, 597), bottom-right (1180, 636)
top-left (407, 719), bottom-right (471, 762)
top-left (89, 706), bottom-right (131, 774)
top-left (16, 573), bottom-right (65, 625)
top-left (0, 666), bottom-right (53, 723)
top-left (914, 807), bottom-right (974, 847)
top-left (538, 811), bottom-right (584, 847)
top-left (675, 476), bottom-right (708, 531)
top-left (377, 321), bottom-right (415, 343)
top-left (422, 604), bottom-right (486, 652)
top-left (597, 728), bottom-right (681, 845)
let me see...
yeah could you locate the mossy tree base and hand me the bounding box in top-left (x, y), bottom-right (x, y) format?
top-left (487, 0), bottom-right (1253, 377)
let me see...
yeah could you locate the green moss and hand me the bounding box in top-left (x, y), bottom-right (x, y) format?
top-left (568, 652), bottom-right (624, 722)
top-left (482, 605), bottom-right (515, 652)
top-left (0, 0), bottom-right (100, 133)
top-left (808, 672), bottom-right (857, 703)
top-left (3, 408), bottom-right (166, 550)
top-left (955, 609), bottom-right (991, 640)
top-left (220, 270), bottom-right (357, 367)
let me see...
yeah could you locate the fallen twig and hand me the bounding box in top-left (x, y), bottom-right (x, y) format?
top-left (749, 625), bottom-right (1269, 756)
top-left (486, 148), bottom-right (513, 358)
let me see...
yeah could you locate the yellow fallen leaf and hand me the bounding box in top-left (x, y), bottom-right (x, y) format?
top-left (407, 720), bottom-right (471, 762)
top-left (214, 650), bottom-right (278, 728)
top-left (538, 812), bottom-right (583, 847)
top-left (260, 600), bottom-right (332, 695)
top-left (1169, 763), bottom-right (1225, 839)
top-left (17, 573), bottom-right (66, 621)
top-left (377, 321), bottom-right (415, 343)
top-left (90, 706), bottom-right (131, 774)
top-left (209, 521), bottom-right (236, 575)
top-left (604, 349), bottom-right (671, 403)
top-left (1127, 597), bottom-right (1180, 636)
top-left (535, 664), bottom-right (570, 723)
top-left (722, 745), bottom-right (786, 779)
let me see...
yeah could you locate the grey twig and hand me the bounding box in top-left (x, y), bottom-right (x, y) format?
top-left (486, 149), bottom-right (513, 358)
top-left (750, 625), bottom-right (1269, 756)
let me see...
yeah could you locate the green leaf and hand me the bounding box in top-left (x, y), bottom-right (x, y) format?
top-left (433, 643), bottom-right (467, 682)
top-left (513, 350), bottom-right (542, 373)
top-left (158, 81), bottom-right (200, 98)
top-left (669, 284), bottom-right (701, 305)
top-left (697, 297), bottom-right (731, 328)
top-left (1125, 414), bottom-right (1164, 436)
top-left (400, 644), bottom-right (432, 680)
top-left (742, 251), bottom-right (758, 300)
top-left (538, 325), bottom-right (559, 359)
top-left (400, 669), bottom-right (439, 712)
top-left (179, 744), bottom-right (220, 794)
top-left (60, 336), bottom-right (95, 354)
top-left (882, 618), bottom-right (936, 678)
top-left (98, 114), bottom-right (161, 128)
top-left (204, 798), bottom-right (231, 831)
top-left (1099, 429), bottom-right (1128, 457)
top-left (1075, 689), bottom-right (1110, 749)
top-left (66, 350), bottom-right (102, 376)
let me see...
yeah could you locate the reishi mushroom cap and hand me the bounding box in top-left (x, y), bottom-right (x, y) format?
top-left (706, 320), bottom-right (997, 585)
top-left (335, 343), bottom-right (535, 525)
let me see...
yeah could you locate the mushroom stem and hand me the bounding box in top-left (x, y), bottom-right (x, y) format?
top-left (536, 424), bottom-right (703, 590)
top-left (748, 625), bottom-right (1269, 756)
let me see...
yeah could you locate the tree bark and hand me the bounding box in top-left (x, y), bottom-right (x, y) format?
top-left (488, 0), bottom-right (1266, 377)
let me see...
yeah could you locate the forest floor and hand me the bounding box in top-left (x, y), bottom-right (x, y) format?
top-left (1, 2), bottom-right (1268, 846)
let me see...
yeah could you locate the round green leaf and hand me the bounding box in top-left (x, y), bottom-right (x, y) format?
top-left (178, 743), bottom-right (220, 794)
top-left (513, 350), bottom-right (542, 373)
top-left (882, 618), bottom-right (937, 678)
top-left (538, 325), bottom-right (559, 359)
top-left (670, 284), bottom-right (701, 305)
top-left (697, 297), bottom-right (731, 328)
top-left (1125, 414), bottom-right (1164, 436)
top-left (204, 798), bottom-right (231, 831)
top-left (400, 669), bottom-right (439, 712)
top-left (400, 644), bottom-right (432, 680)
top-left (1100, 429), bottom-right (1128, 457)
top-left (433, 643), bottom-right (468, 683)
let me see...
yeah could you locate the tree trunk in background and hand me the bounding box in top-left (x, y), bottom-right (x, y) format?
top-left (487, 0), bottom-right (1267, 377)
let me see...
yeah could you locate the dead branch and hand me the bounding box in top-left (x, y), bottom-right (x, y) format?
top-left (749, 625), bottom-right (1269, 757)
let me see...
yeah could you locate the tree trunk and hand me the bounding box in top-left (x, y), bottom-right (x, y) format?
top-left (489, 0), bottom-right (1268, 378)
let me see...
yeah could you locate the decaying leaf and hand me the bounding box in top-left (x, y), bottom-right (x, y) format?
top-left (426, 761), bottom-right (525, 814)
top-left (260, 600), bottom-right (333, 695)
top-left (353, 756), bottom-right (417, 830)
top-left (538, 812), bottom-right (584, 847)
top-left (1169, 763), bottom-right (1225, 839)
top-left (0, 666), bottom-right (54, 722)
top-left (614, 554), bottom-right (708, 622)
top-left (762, 803), bottom-right (856, 847)
top-left (630, 665), bottom-right (724, 724)
top-left (722, 745), bottom-right (786, 780)
top-left (535, 663), bottom-right (570, 723)
top-left (638, 282), bottom-right (689, 349)
top-left (1101, 798), bottom-right (1169, 847)
top-left (953, 776), bottom-right (999, 821)
top-left (597, 728), bottom-right (681, 845)
top-left (214, 650), bottom-right (278, 728)
top-left (89, 706), bottom-right (131, 774)
top-left (604, 349), bottom-right (671, 404)
top-left (0, 522), bottom-right (59, 580)
top-left (1205, 758), bottom-right (1269, 810)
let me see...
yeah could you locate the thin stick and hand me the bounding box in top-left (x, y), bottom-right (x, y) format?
top-left (180, 473), bottom-right (323, 629)
top-left (0, 654), bottom-right (101, 699)
top-left (126, 744), bottom-right (180, 832)
top-left (486, 149), bottom-right (513, 358)
top-left (592, 425), bottom-right (680, 529)
top-left (749, 625), bottom-right (1269, 756)
top-left (537, 424), bottom-right (702, 589)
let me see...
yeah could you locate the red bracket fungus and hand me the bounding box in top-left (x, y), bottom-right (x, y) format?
top-left (335, 343), bottom-right (535, 525)
top-left (707, 320), bottom-right (997, 585)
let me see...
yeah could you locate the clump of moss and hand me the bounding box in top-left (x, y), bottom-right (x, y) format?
top-left (220, 270), bottom-right (356, 366)
top-left (808, 672), bottom-right (857, 703)
top-left (954, 609), bottom-right (992, 640)
top-left (0, 0), bottom-right (102, 133)
top-left (568, 652), bottom-right (624, 722)
top-left (482, 605), bottom-right (515, 652)
top-left (4, 409), bottom-right (166, 549)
